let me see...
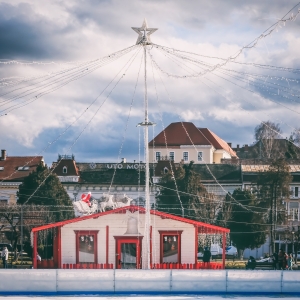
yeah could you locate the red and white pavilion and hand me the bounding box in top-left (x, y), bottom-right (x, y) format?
top-left (31, 206), bottom-right (229, 270)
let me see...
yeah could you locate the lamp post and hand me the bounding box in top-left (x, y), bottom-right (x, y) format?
top-left (292, 227), bottom-right (295, 255)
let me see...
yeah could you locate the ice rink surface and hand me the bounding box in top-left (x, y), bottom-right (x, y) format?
top-left (1, 296), bottom-right (300, 300)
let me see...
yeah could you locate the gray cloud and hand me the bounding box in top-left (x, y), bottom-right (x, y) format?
top-left (0, 0), bottom-right (300, 166)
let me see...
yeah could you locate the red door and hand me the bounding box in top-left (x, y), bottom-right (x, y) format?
top-left (115, 237), bottom-right (142, 269)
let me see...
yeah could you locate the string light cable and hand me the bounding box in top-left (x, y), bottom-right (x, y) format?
top-left (0, 45), bottom-right (138, 115)
top-left (149, 50), bottom-right (184, 217)
top-left (0, 47), bottom-right (142, 186)
top-left (154, 43), bottom-right (300, 76)
top-left (0, 47), bottom-right (134, 99)
top-left (155, 46), bottom-right (300, 117)
top-left (157, 47), bottom-right (300, 99)
top-left (6, 183), bottom-right (288, 210)
top-left (152, 46), bottom-right (300, 147)
top-left (148, 50), bottom-right (270, 215)
top-left (0, 59), bottom-right (99, 90)
top-left (21, 46), bottom-right (142, 205)
top-left (151, 2), bottom-right (300, 77)
top-left (0, 45), bottom-right (137, 94)
top-left (147, 47), bottom-right (300, 218)
top-left (108, 49), bottom-right (144, 194)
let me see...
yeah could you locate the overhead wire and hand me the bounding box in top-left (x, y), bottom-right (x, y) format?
top-left (158, 48), bottom-right (300, 137)
top-left (152, 46), bottom-right (300, 148)
top-left (0, 47), bottom-right (140, 186)
top-left (108, 47), bottom-right (144, 194)
top-left (22, 46), bottom-right (142, 205)
top-left (154, 44), bottom-right (300, 75)
top-left (154, 47), bottom-right (300, 117)
top-left (148, 49), bottom-right (184, 217)
top-left (148, 49), bottom-right (262, 214)
top-left (0, 45), bottom-right (138, 116)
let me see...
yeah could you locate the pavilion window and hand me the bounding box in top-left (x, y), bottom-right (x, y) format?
top-left (74, 230), bottom-right (99, 264)
top-left (159, 230), bottom-right (182, 264)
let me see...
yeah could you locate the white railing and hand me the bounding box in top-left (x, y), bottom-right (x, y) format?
top-left (0, 269), bottom-right (299, 295)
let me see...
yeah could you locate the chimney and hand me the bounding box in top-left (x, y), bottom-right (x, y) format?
top-left (121, 158), bottom-right (126, 163)
top-left (1, 149), bottom-right (6, 161)
top-left (227, 142), bottom-right (232, 148)
top-left (237, 144), bottom-right (240, 150)
top-left (244, 144), bottom-right (249, 152)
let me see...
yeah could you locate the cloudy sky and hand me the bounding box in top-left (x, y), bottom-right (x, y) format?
top-left (0, 0), bottom-right (300, 165)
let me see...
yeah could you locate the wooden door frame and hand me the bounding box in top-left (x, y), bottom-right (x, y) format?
top-left (114, 236), bottom-right (143, 269)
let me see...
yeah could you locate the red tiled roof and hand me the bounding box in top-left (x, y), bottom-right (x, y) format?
top-left (149, 122), bottom-right (237, 157)
top-left (198, 128), bottom-right (237, 157)
top-left (32, 205), bottom-right (229, 233)
top-left (52, 159), bottom-right (79, 176)
top-left (0, 156), bottom-right (44, 181)
top-left (149, 122), bottom-right (209, 146)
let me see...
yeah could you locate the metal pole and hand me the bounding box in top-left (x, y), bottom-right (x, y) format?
top-left (21, 205), bottom-right (23, 265)
top-left (143, 45), bottom-right (151, 270)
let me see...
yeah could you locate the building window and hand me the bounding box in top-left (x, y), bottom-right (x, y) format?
top-left (63, 166), bottom-right (67, 174)
top-left (156, 152), bottom-right (161, 161)
top-left (183, 152), bottom-right (188, 161)
top-left (159, 230), bottom-right (182, 263)
top-left (198, 152), bottom-right (203, 161)
top-left (169, 152), bottom-right (174, 161)
top-left (295, 187), bottom-right (299, 198)
top-left (74, 230), bottom-right (99, 264)
top-left (288, 202), bottom-right (299, 221)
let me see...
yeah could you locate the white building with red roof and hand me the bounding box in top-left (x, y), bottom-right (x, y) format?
top-left (149, 122), bottom-right (237, 164)
top-left (31, 205), bottom-right (229, 270)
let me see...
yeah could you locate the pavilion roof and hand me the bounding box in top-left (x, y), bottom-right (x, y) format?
top-left (32, 205), bottom-right (229, 234)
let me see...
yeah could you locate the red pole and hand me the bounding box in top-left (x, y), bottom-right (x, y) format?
top-left (33, 231), bottom-right (37, 269)
top-left (150, 225), bottom-right (152, 266)
top-left (222, 233), bottom-right (226, 269)
top-left (194, 226), bottom-right (198, 265)
top-left (106, 226), bottom-right (109, 265)
top-left (57, 226), bottom-right (62, 269)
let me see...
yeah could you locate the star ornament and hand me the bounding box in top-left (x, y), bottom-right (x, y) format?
top-left (132, 19), bottom-right (158, 45)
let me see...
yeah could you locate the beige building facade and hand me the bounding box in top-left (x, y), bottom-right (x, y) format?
top-left (149, 122), bottom-right (237, 164)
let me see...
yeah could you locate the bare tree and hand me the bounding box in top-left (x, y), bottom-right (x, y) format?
top-left (0, 204), bottom-right (63, 261)
top-left (255, 121), bottom-right (282, 159)
top-left (292, 127), bottom-right (300, 146)
top-left (189, 193), bottom-right (222, 224)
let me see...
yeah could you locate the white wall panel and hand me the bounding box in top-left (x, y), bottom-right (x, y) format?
top-left (172, 270), bottom-right (226, 292)
top-left (282, 271), bottom-right (300, 293)
top-left (0, 270), bottom-right (300, 294)
top-left (57, 270), bottom-right (114, 292)
top-left (115, 270), bottom-right (170, 292)
top-left (0, 270), bottom-right (56, 292)
top-left (227, 270), bottom-right (281, 293)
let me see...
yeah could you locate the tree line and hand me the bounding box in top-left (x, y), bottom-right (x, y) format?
top-left (155, 158), bottom-right (291, 257)
top-left (0, 163), bottom-right (74, 260)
